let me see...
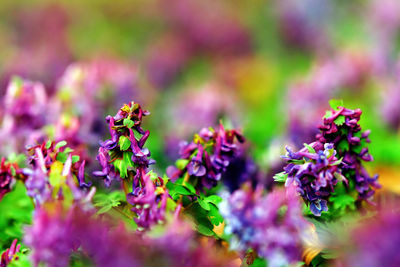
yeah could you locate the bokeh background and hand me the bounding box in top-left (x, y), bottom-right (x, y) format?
top-left (0, 0), bottom-right (400, 210)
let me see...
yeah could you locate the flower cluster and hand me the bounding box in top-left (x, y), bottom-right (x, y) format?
top-left (220, 185), bottom-right (308, 267)
top-left (316, 105), bottom-right (380, 202)
top-left (282, 142), bottom-right (344, 216)
top-left (167, 124), bottom-right (245, 190)
top-left (94, 101), bottom-right (168, 229)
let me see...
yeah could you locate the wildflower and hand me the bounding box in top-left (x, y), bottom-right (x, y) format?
top-left (316, 105), bottom-right (380, 203)
top-left (94, 101), bottom-right (167, 229)
top-left (282, 142), bottom-right (344, 216)
top-left (167, 124), bottom-right (245, 190)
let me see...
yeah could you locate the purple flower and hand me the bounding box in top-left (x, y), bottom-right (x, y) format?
top-left (316, 106), bottom-right (380, 203)
top-left (167, 124), bottom-right (245, 190)
top-left (220, 185), bottom-right (308, 266)
top-left (282, 142), bottom-right (344, 216)
top-left (25, 203), bottom-right (231, 267)
top-left (342, 206), bottom-right (400, 267)
top-left (94, 101), bottom-right (168, 229)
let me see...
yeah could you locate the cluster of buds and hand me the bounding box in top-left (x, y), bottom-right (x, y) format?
top-left (167, 124), bottom-right (245, 190)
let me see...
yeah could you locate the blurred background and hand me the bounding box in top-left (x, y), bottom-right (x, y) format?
top-left (0, 0), bottom-right (399, 196)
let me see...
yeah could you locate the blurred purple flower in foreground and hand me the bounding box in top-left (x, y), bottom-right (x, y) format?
top-left (220, 185), bottom-right (308, 267)
top-left (25, 203), bottom-right (235, 267)
top-left (0, 77), bottom-right (47, 156)
top-left (342, 207), bottom-right (400, 267)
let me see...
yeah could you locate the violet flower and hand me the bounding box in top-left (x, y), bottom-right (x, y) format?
top-left (316, 106), bottom-right (380, 203)
top-left (167, 124), bottom-right (245, 190)
top-left (25, 202), bottom-right (232, 267)
top-left (342, 207), bottom-right (400, 267)
top-left (220, 185), bottom-right (308, 266)
top-left (282, 142), bottom-right (344, 216)
top-left (94, 101), bottom-right (168, 229)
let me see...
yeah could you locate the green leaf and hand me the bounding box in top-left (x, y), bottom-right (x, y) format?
top-left (324, 110), bottom-right (333, 119)
top-left (334, 115), bottom-right (345, 126)
top-left (56, 152), bottom-right (68, 163)
top-left (55, 140), bottom-right (68, 149)
top-left (304, 143), bottom-right (316, 154)
top-left (45, 140), bottom-right (52, 149)
top-left (204, 195), bottom-right (222, 204)
top-left (196, 224), bottom-right (214, 236)
top-left (113, 158), bottom-right (128, 178)
top-left (118, 136), bottom-right (131, 151)
top-left (123, 118), bottom-right (135, 128)
top-left (337, 139), bottom-right (350, 152)
top-left (183, 183), bottom-right (196, 195)
top-left (198, 198), bottom-right (211, 211)
top-left (63, 147), bottom-right (74, 154)
top-left (208, 203), bottom-right (224, 226)
top-left (176, 159), bottom-right (189, 170)
top-left (273, 171), bottom-right (288, 183)
top-left (71, 155), bottom-right (80, 163)
top-left (329, 194), bottom-right (356, 211)
top-left (174, 185), bottom-right (192, 196)
top-left (329, 99), bottom-right (344, 111)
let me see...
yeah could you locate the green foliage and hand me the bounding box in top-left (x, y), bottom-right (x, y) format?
top-left (329, 99), bottom-right (344, 111)
top-left (118, 136), bottom-right (131, 151)
top-left (273, 171), bottom-right (288, 183)
top-left (175, 159), bottom-right (189, 170)
top-left (167, 178), bottom-right (224, 237)
top-left (123, 118), bottom-right (135, 128)
top-left (6, 154), bottom-right (27, 168)
top-left (334, 115), bottom-right (346, 126)
top-left (55, 140), bottom-right (68, 149)
top-left (93, 190), bottom-right (126, 214)
top-left (304, 143), bottom-right (316, 154)
top-left (0, 182), bottom-right (34, 251)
